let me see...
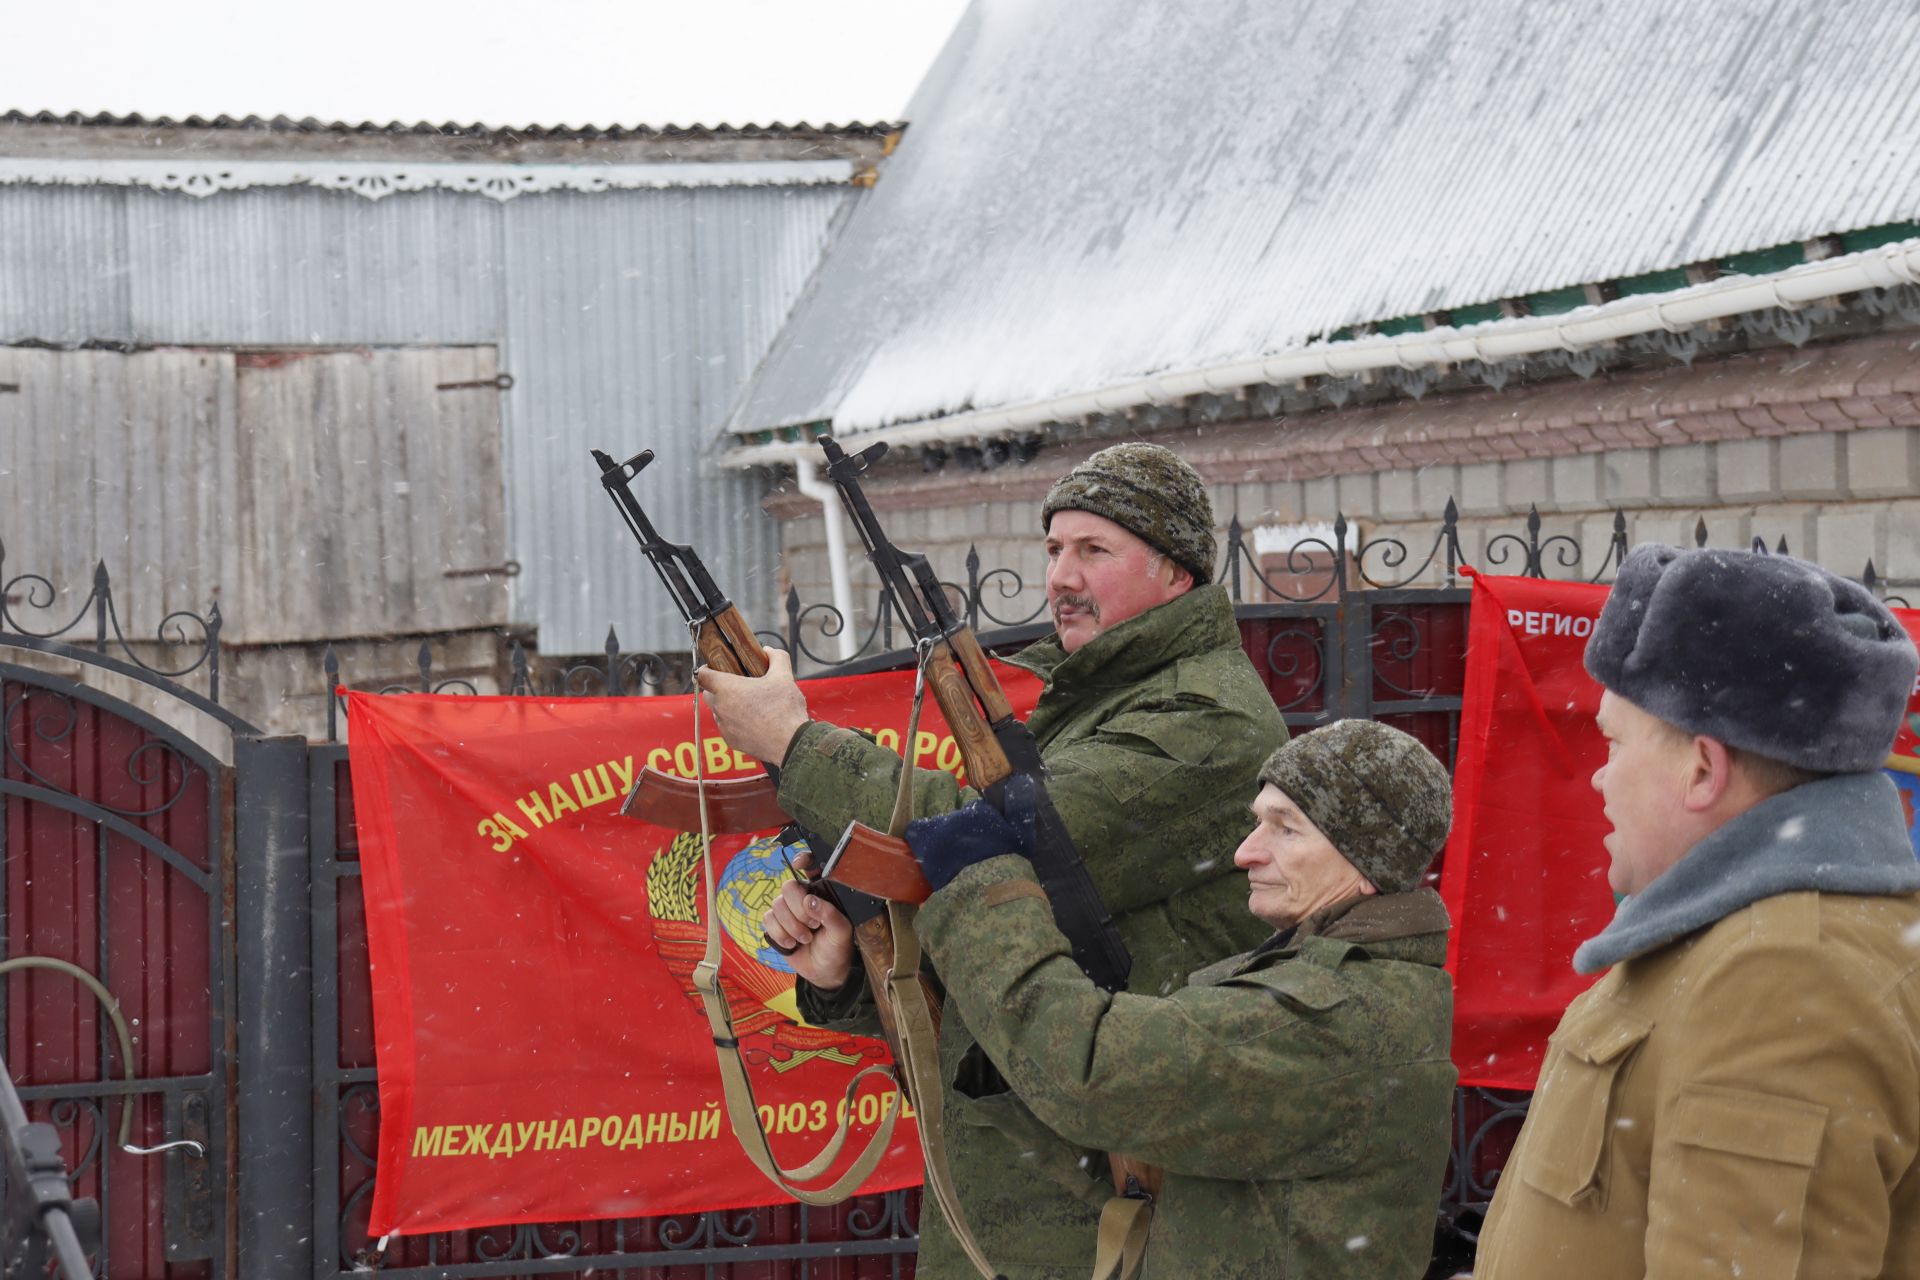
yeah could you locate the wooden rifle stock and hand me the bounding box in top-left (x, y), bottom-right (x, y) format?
top-left (850, 915), bottom-right (941, 1045)
top-left (693, 603), bottom-right (771, 677)
top-left (815, 647), bottom-right (1009, 899)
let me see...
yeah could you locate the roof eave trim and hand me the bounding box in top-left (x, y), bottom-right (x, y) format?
top-left (0, 156), bottom-right (858, 201)
top-left (720, 237), bottom-right (1920, 469)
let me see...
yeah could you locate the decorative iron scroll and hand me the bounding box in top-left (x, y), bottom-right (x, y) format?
top-left (2, 505), bottom-right (1902, 736)
top-left (298, 501), bottom-right (1908, 741)
top-left (0, 542), bottom-right (221, 698)
top-left (2, 688), bottom-right (199, 820)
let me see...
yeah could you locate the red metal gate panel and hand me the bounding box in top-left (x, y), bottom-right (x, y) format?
top-left (4, 670), bottom-right (229, 1276)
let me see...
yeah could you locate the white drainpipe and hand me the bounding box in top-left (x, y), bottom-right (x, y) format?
top-left (790, 457), bottom-right (860, 661)
top-left (721, 237), bottom-right (1920, 469)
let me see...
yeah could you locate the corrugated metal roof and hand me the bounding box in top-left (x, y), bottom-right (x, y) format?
top-left (0, 109), bottom-right (898, 140)
top-left (725, 0), bottom-right (1920, 438)
top-left (1, 181), bottom-right (853, 653)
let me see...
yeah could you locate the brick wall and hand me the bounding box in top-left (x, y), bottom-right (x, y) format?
top-left (765, 330), bottom-right (1920, 666)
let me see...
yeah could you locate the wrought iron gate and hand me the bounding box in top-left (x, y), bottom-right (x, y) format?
top-left (1, 643), bottom-right (244, 1275)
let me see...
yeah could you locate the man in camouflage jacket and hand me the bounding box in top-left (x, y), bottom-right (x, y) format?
top-left (903, 719), bottom-right (1459, 1279)
top-left (700, 443), bottom-right (1287, 1278)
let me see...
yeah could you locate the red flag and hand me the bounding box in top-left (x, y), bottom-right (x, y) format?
top-left (347, 664), bottom-right (1040, 1236)
top-left (1438, 573), bottom-right (1615, 1090)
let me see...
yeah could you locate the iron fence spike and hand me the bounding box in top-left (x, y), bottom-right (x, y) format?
top-left (1694, 517), bottom-right (1708, 548)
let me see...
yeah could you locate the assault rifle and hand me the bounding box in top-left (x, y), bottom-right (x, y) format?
top-left (591, 447), bottom-right (786, 830)
top-left (590, 446), bottom-right (937, 1047)
top-left (814, 435), bottom-right (1133, 992)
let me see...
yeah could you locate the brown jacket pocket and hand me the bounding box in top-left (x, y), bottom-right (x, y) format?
top-left (1517, 1001), bottom-right (1652, 1209)
top-left (1647, 1085), bottom-right (1827, 1280)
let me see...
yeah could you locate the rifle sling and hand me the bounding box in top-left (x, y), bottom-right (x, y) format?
top-left (897, 648), bottom-right (1156, 1280)
top-left (882, 645), bottom-right (1006, 1279)
top-left (687, 688), bottom-right (902, 1205)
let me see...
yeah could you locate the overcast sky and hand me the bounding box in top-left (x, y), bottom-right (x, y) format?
top-left (4, 0), bottom-right (971, 127)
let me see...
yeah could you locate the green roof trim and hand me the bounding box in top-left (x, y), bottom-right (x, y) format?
top-left (1372, 314), bottom-right (1426, 336)
top-left (1840, 220), bottom-right (1920, 252)
top-left (1524, 284), bottom-right (1589, 317)
top-left (1720, 244), bottom-right (1803, 276)
top-left (1318, 224), bottom-right (1911, 352)
top-left (1613, 267), bottom-right (1691, 297)
top-left (1449, 302), bottom-right (1505, 327)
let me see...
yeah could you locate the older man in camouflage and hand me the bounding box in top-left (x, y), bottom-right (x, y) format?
top-left (700, 443), bottom-right (1288, 1279)
top-left (902, 719), bottom-right (1459, 1278)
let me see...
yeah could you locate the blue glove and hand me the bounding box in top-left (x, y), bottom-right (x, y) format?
top-left (904, 773), bottom-right (1039, 891)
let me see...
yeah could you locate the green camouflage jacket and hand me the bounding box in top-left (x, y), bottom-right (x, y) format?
top-left (918, 858), bottom-right (1458, 1280)
top-left (779, 583), bottom-right (1286, 1278)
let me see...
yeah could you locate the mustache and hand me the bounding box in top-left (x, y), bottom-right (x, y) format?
top-left (1051, 593), bottom-right (1100, 624)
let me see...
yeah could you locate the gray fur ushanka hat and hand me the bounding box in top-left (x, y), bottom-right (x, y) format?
top-left (1584, 544), bottom-right (1917, 773)
top-left (1257, 720), bottom-right (1452, 893)
top-left (1041, 443), bottom-right (1216, 583)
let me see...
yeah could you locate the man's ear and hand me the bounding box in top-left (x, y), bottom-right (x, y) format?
top-left (1681, 735), bottom-right (1736, 813)
top-left (1167, 561), bottom-right (1195, 592)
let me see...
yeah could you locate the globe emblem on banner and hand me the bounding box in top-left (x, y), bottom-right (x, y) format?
top-left (716, 835), bottom-right (810, 973)
top-left (645, 830), bottom-right (870, 1070)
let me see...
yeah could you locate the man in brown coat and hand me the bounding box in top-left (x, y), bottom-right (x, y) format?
top-left (1476, 544), bottom-right (1920, 1279)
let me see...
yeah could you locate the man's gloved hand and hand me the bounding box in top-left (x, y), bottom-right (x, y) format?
top-left (904, 773), bottom-right (1039, 891)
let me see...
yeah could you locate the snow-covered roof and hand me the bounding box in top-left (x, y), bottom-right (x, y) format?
top-left (723, 0), bottom-right (1920, 443)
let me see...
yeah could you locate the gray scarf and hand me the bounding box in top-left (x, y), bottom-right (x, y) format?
top-left (1574, 771), bottom-right (1920, 974)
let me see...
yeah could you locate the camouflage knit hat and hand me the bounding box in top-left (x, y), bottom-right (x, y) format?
top-left (1041, 443), bottom-right (1216, 584)
top-left (1257, 720), bottom-right (1452, 893)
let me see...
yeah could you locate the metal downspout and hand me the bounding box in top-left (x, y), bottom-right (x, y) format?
top-left (791, 458), bottom-right (859, 661)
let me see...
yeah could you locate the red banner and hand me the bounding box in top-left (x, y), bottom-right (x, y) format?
top-left (346, 664), bottom-right (1040, 1236)
top-left (1438, 573), bottom-right (1615, 1090)
top-left (1440, 578), bottom-right (1920, 1091)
